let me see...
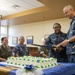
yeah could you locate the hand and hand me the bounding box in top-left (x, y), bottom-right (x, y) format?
top-left (53, 47), bottom-right (62, 52)
top-left (53, 45), bottom-right (57, 51)
top-left (15, 54), bottom-right (19, 57)
top-left (0, 57), bottom-right (6, 62)
top-left (53, 45), bottom-right (61, 51)
top-left (59, 40), bottom-right (68, 47)
top-left (57, 47), bottom-right (62, 52)
top-left (56, 40), bottom-right (68, 48)
top-left (56, 44), bottom-right (61, 50)
top-left (42, 54), bottom-right (48, 58)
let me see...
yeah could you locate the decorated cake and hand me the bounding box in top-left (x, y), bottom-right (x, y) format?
top-left (7, 56), bottom-right (58, 69)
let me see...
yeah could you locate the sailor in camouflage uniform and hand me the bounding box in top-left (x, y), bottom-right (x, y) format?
top-left (46, 23), bottom-right (67, 62)
top-left (0, 37), bottom-right (12, 61)
top-left (56, 5), bottom-right (75, 63)
top-left (14, 36), bottom-right (29, 57)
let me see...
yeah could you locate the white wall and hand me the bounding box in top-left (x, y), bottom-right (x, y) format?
top-left (8, 18), bottom-right (71, 46)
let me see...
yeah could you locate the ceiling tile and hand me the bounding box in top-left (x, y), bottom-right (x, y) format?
top-left (0, 0), bottom-right (45, 16)
top-left (22, 0), bottom-right (45, 7)
top-left (7, 0), bottom-right (35, 9)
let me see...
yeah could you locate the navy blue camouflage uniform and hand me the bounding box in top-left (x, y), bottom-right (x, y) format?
top-left (46, 32), bottom-right (67, 62)
top-left (67, 16), bottom-right (75, 63)
top-left (14, 44), bottom-right (29, 56)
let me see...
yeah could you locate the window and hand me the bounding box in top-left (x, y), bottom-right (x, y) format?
top-left (0, 26), bottom-right (8, 45)
top-left (1, 26), bottom-right (7, 36)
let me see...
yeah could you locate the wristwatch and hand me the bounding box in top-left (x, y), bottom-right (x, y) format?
top-left (67, 39), bottom-right (70, 43)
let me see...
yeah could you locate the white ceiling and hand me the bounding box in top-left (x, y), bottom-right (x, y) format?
top-left (0, 0), bottom-right (45, 16)
top-left (1, 0), bottom-right (75, 26)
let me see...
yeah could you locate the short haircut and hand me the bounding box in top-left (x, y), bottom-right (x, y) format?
top-left (63, 5), bottom-right (74, 11)
top-left (19, 36), bottom-right (24, 39)
top-left (53, 23), bottom-right (61, 28)
top-left (1, 37), bottom-right (7, 42)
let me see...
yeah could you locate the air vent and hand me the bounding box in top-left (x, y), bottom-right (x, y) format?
top-left (12, 5), bottom-right (20, 8)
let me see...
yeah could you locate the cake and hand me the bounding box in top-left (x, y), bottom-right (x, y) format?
top-left (7, 56), bottom-right (58, 69)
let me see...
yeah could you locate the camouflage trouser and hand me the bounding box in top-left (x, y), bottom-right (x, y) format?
top-left (67, 54), bottom-right (75, 63)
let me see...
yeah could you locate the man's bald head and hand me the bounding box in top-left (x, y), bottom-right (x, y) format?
top-left (63, 5), bottom-right (74, 11)
top-left (19, 36), bottom-right (25, 44)
top-left (19, 36), bottom-right (24, 39)
top-left (63, 5), bottom-right (75, 19)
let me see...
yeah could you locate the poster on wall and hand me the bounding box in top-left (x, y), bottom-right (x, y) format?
top-left (26, 36), bottom-right (33, 44)
top-left (12, 37), bottom-right (18, 45)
